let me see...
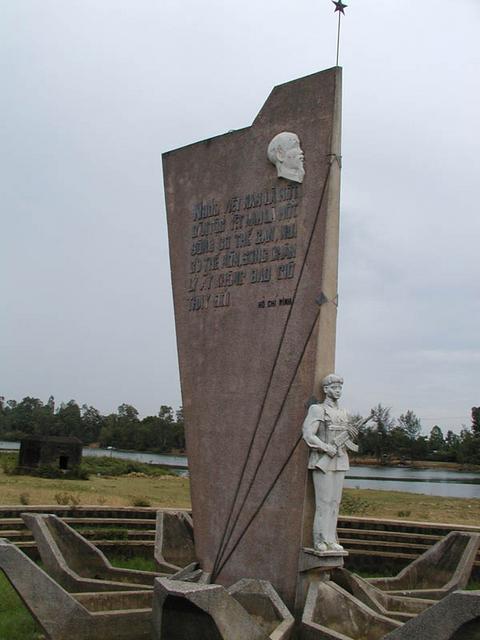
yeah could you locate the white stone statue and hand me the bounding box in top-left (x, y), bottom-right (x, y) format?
top-left (267, 132), bottom-right (305, 183)
top-left (302, 374), bottom-right (366, 553)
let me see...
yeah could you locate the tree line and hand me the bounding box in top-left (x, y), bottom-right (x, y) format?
top-left (0, 396), bottom-right (185, 454)
top-left (1, 396), bottom-right (479, 464)
top-left (354, 405), bottom-right (480, 465)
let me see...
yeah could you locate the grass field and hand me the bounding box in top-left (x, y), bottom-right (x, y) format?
top-left (340, 488), bottom-right (480, 525)
top-left (0, 462), bottom-right (191, 509)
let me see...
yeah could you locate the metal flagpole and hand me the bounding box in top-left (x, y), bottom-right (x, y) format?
top-left (332, 0), bottom-right (347, 66)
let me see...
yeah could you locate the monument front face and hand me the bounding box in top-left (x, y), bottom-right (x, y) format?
top-left (163, 67), bottom-right (342, 608)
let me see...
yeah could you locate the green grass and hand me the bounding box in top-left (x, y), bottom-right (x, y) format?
top-left (467, 579), bottom-right (480, 591)
top-left (0, 572), bottom-right (44, 640)
top-left (108, 554), bottom-right (158, 572)
top-left (81, 456), bottom-right (174, 477)
top-left (74, 524), bottom-right (129, 540)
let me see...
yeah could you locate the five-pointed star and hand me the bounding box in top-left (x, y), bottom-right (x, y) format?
top-left (332, 0), bottom-right (347, 14)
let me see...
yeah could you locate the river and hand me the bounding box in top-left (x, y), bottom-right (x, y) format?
top-left (2, 441), bottom-right (480, 499)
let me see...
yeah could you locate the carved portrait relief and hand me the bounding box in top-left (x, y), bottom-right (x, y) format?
top-left (267, 132), bottom-right (305, 183)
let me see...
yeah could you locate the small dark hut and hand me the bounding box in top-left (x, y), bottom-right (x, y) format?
top-left (18, 436), bottom-right (83, 471)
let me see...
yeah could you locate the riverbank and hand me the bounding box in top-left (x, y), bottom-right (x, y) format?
top-left (3, 440), bottom-right (480, 474)
top-left (341, 488), bottom-right (480, 525)
top-left (351, 456), bottom-right (480, 473)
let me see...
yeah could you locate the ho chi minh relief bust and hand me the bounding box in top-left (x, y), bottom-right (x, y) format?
top-left (267, 132), bottom-right (305, 184)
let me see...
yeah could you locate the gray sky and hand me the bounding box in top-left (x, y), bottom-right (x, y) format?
top-left (1, 0), bottom-right (479, 434)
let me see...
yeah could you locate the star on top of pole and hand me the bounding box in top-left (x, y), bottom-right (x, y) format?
top-left (332, 0), bottom-right (347, 14)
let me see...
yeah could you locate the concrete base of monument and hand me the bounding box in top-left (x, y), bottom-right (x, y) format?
top-left (300, 580), bottom-right (402, 640)
top-left (332, 568), bottom-right (435, 623)
top-left (304, 548), bottom-right (349, 557)
top-left (9, 511), bottom-right (480, 639)
top-left (294, 546), bottom-right (348, 616)
top-left (382, 591), bottom-right (480, 640)
top-left (302, 547), bottom-right (348, 562)
top-left (154, 510), bottom-right (196, 571)
top-left (366, 530), bottom-right (480, 600)
top-left (300, 547), bottom-right (347, 571)
top-left (152, 577), bottom-right (294, 640)
top-left (21, 512), bottom-right (173, 592)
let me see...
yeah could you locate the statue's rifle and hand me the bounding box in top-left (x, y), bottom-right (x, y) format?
top-left (332, 414), bottom-right (373, 452)
top-left (315, 414), bottom-right (373, 472)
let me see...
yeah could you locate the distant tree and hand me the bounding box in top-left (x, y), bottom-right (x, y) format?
top-left (0, 396), bottom-right (6, 433)
top-left (118, 404), bottom-right (139, 421)
top-left (7, 397), bottom-right (51, 436)
top-left (81, 405), bottom-right (105, 444)
top-left (116, 404), bottom-right (140, 449)
top-left (47, 396), bottom-right (55, 413)
top-left (398, 410), bottom-right (421, 440)
top-left (442, 429), bottom-right (462, 462)
top-left (370, 404), bottom-right (395, 462)
top-left (457, 428), bottom-right (480, 465)
top-left (99, 414), bottom-right (118, 448)
top-left (471, 407), bottom-right (480, 436)
top-left (158, 405), bottom-right (174, 424)
top-left (56, 400), bottom-right (82, 439)
top-left (395, 410), bottom-right (422, 459)
top-left (446, 430), bottom-right (460, 448)
top-left (175, 407), bottom-right (184, 425)
top-left (410, 435), bottom-right (429, 460)
top-left (158, 406), bottom-right (179, 451)
top-left (371, 404), bottom-right (395, 431)
top-left (429, 425), bottom-right (445, 453)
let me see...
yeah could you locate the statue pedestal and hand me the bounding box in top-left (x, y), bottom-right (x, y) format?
top-left (295, 547), bottom-right (348, 619)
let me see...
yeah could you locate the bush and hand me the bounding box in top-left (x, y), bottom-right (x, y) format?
top-left (82, 456), bottom-right (172, 478)
top-left (1, 452), bottom-right (171, 480)
top-left (54, 492), bottom-right (80, 506)
top-left (70, 465), bottom-right (90, 480)
top-left (0, 453), bottom-right (18, 475)
top-left (130, 497), bottom-right (151, 508)
top-left (340, 493), bottom-right (372, 516)
top-left (36, 464), bottom-right (62, 479)
top-left (19, 492), bottom-right (30, 505)
top-left (6, 462), bottom-right (90, 480)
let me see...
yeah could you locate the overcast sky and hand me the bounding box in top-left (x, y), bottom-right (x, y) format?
top-left (1, 0), bottom-right (479, 434)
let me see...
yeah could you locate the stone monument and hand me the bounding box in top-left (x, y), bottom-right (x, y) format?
top-left (163, 67), bottom-right (342, 609)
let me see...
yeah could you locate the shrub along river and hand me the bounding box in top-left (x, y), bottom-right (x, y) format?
top-left (2, 441), bottom-right (480, 499)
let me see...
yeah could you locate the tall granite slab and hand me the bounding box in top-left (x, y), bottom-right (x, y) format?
top-left (163, 67), bottom-right (342, 608)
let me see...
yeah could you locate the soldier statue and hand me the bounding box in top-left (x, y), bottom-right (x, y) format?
top-left (302, 374), bottom-right (368, 552)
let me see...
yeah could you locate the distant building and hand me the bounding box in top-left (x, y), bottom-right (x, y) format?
top-left (18, 436), bottom-right (83, 471)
